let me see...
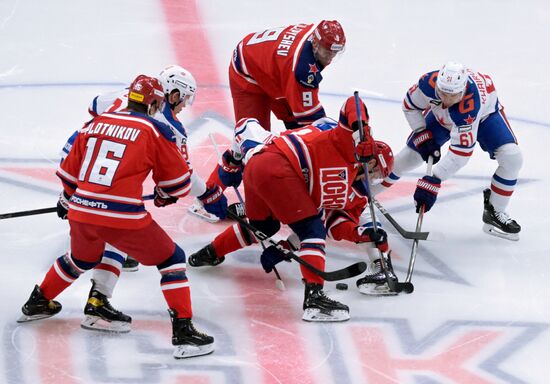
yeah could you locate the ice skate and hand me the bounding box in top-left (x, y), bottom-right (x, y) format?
top-left (188, 244), bottom-right (225, 267)
top-left (356, 256), bottom-right (398, 296)
top-left (17, 285), bottom-right (62, 323)
top-left (302, 282), bottom-right (349, 322)
top-left (122, 256), bottom-right (139, 272)
top-left (169, 310), bottom-right (214, 359)
top-left (482, 189), bottom-right (520, 241)
top-left (188, 199), bottom-right (220, 223)
top-left (81, 280), bottom-right (132, 333)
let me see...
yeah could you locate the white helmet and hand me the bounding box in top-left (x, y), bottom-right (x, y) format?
top-left (158, 65), bottom-right (197, 106)
top-left (436, 61), bottom-right (468, 94)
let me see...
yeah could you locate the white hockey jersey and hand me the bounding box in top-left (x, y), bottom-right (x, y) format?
top-left (403, 68), bottom-right (502, 180)
top-left (231, 117), bottom-right (337, 164)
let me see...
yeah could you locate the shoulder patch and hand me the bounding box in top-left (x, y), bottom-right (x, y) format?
top-left (418, 70), bottom-right (439, 99)
top-left (449, 83), bottom-right (481, 126)
top-left (294, 40), bottom-right (323, 89)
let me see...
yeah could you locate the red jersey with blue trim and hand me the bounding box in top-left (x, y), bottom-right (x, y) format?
top-left (270, 126), bottom-right (362, 211)
top-left (231, 23), bottom-right (326, 125)
top-left (57, 111), bottom-right (191, 229)
top-left (86, 88), bottom-right (207, 197)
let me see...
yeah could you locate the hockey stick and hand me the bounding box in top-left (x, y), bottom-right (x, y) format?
top-left (353, 91), bottom-right (403, 293)
top-left (209, 132), bottom-right (286, 290)
top-left (227, 210), bottom-right (367, 281)
top-left (0, 194), bottom-right (155, 220)
top-left (401, 155), bottom-right (435, 293)
top-left (0, 206), bottom-right (57, 220)
top-left (372, 199), bottom-right (439, 241)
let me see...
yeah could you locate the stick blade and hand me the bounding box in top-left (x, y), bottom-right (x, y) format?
top-left (397, 282), bottom-right (414, 294)
top-left (322, 261), bottom-right (367, 281)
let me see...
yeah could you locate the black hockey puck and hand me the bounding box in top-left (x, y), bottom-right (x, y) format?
top-left (336, 283), bottom-right (348, 291)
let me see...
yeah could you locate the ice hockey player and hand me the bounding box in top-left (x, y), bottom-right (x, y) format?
top-left (86, 64), bottom-right (229, 223)
top-left (19, 75), bottom-right (214, 359)
top-left (58, 65), bottom-right (228, 333)
top-left (229, 20), bottom-right (346, 131)
top-left (259, 139), bottom-right (398, 296)
top-left (190, 96), bottom-right (392, 321)
top-left (374, 61), bottom-right (522, 241)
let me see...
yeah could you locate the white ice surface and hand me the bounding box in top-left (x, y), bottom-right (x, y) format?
top-left (0, 1), bottom-right (549, 383)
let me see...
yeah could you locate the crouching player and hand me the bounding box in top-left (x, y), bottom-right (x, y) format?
top-left (190, 96), bottom-right (394, 321)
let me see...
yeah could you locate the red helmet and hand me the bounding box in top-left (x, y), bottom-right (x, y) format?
top-left (128, 74), bottom-right (165, 109)
top-left (313, 20), bottom-right (346, 52)
top-left (373, 141), bottom-right (394, 178)
top-left (338, 95), bottom-right (369, 132)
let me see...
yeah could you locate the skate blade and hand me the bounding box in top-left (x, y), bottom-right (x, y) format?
top-left (188, 203), bottom-right (219, 223)
top-left (121, 265), bottom-right (139, 272)
top-left (81, 315), bottom-right (131, 333)
top-left (17, 313), bottom-right (56, 323)
top-left (173, 343), bottom-right (214, 359)
top-left (358, 283), bottom-right (398, 296)
top-left (302, 308), bottom-right (350, 322)
top-left (483, 224), bottom-right (519, 241)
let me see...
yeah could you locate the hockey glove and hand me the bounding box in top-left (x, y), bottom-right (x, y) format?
top-left (260, 241), bottom-right (293, 273)
top-left (198, 183), bottom-right (228, 219)
top-left (56, 191), bottom-right (70, 220)
top-left (154, 186), bottom-right (178, 207)
top-left (355, 136), bottom-right (376, 162)
top-left (227, 202), bottom-right (246, 219)
top-left (414, 175), bottom-right (441, 213)
top-left (217, 150), bottom-right (243, 188)
top-left (408, 129), bottom-right (441, 164)
top-left (355, 226), bottom-right (389, 252)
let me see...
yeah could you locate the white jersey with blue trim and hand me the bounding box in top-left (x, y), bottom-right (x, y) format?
top-left (403, 68), bottom-right (502, 181)
top-left (403, 68), bottom-right (500, 157)
top-left (232, 117), bottom-right (337, 164)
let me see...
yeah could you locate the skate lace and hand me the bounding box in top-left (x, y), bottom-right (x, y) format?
top-left (188, 322), bottom-right (208, 338)
top-left (318, 290), bottom-right (339, 304)
top-left (370, 258), bottom-right (396, 278)
top-left (101, 297), bottom-right (124, 315)
top-left (495, 211), bottom-right (513, 225)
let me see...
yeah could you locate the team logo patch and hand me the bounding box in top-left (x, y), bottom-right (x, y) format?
top-left (320, 167), bottom-right (348, 209)
top-left (308, 63), bottom-right (319, 74)
top-left (464, 114), bottom-right (475, 124)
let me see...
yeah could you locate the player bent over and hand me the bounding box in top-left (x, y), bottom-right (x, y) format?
top-left (374, 61), bottom-right (522, 240)
top-left (229, 20), bottom-right (346, 131)
top-left (18, 75), bottom-right (213, 359)
top-left (191, 96), bottom-right (392, 321)
top-left (260, 140), bottom-right (397, 295)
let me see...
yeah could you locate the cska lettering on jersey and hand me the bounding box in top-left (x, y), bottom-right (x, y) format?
top-left (277, 24), bottom-right (308, 56)
top-left (320, 168), bottom-right (348, 209)
top-left (81, 121), bottom-right (141, 142)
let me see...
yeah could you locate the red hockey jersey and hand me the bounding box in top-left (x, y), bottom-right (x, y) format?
top-left (231, 23), bottom-right (326, 125)
top-left (271, 125), bottom-right (363, 211)
top-left (56, 111), bottom-right (191, 229)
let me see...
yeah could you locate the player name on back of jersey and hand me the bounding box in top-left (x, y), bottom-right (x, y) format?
top-left (81, 121), bottom-right (141, 142)
top-left (466, 69), bottom-right (489, 104)
top-left (276, 24), bottom-right (308, 56)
